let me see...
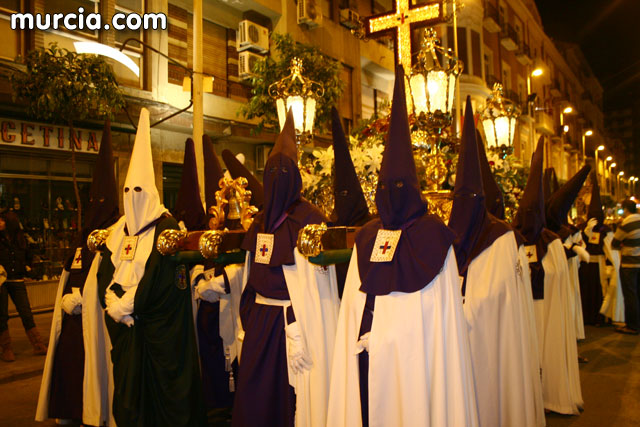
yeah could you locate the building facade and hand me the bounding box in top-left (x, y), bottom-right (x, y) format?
top-left (0, 0), bottom-right (609, 282)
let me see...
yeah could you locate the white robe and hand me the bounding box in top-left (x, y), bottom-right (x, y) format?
top-left (464, 232), bottom-right (544, 427)
top-left (600, 233), bottom-right (625, 323)
top-left (532, 239), bottom-right (582, 415)
top-left (36, 253), bottom-right (114, 426)
top-left (236, 249), bottom-right (340, 427)
top-left (565, 232), bottom-right (586, 340)
top-left (327, 245), bottom-right (479, 427)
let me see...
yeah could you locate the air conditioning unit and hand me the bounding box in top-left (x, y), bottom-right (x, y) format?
top-left (237, 20), bottom-right (269, 53)
top-left (238, 51), bottom-right (262, 80)
top-left (297, 0), bottom-right (321, 28)
top-left (339, 8), bottom-right (360, 30)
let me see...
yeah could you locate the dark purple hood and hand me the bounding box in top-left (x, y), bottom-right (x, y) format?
top-left (546, 165), bottom-right (591, 233)
top-left (513, 137), bottom-right (546, 244)
top-left (174, 138), bottom-right (206, 230)
top-left (330, 106), bottom-right (370, 226)
top-left (355, 65), bottom-right (455, 296)
top-left (222, 149), bottom-right (264, 210)
top-left (476, 129), bottom-right (505, 220)
top-left (203, 134), bottom-right (225, 210)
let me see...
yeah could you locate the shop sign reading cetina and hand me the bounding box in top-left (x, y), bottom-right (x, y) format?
top-left (0, 118), bottom-right (101, 153)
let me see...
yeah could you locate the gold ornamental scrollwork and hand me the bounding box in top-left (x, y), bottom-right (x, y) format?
top-left (156, 229), bottom-right (189, 256)
top-left (199, 229), bottom-right (227, 259)
top-left (208, 176), bottom-right (258, 232)
top-left (297, 222), bottom-right (328, 257)
top-left (87, 228), bottom-right (111, 252)
top-left (424, 190), bottom-right (454, 222)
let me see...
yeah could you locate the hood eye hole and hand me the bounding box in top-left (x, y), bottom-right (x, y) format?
top-left (124, 187), bottom-right (130, 193)
top-left (380, 183), bottom-right (386, 190)
top-left (269, 166), bottom-right (278, 173)
top-left (339, 190), bottom-right (348, 196)
top-left (99, 197), bottom-right (105, 202)
top-left (281, 167), bottom-right (288, 173)
top-left (395, 180), bottom-right (404, 188)
top-left (134, 187), bottom-right (142, 192)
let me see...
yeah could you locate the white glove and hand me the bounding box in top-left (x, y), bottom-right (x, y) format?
top-left (573, 245), bottom-right (590, 263)
top-left (105, 286), bottom-right (135, 324)
top-left (194, 270), bottom-right (227, 303)
top-left (121, 315), bottom-right (135, 327)
top-left (285, 322), bottom-right (312, 375)
top-left (61, 287), bottom-right (83, 315)
top-left (584, 218), bottom-right (598, 239)
top-left (355, 332), bottom-right (371, 354)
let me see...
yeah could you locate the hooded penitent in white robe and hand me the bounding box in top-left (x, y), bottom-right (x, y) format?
top-left (533, 239), bottom-right (583, 415)
top-left (233, 250), bottom-right (340, 427)
top-left (566, 232), bottom-right (587, 339)
top-left (36, 254), bottom-right (114, 426)
top-left (327, 246), bottom-right (478, 427)
top-left (464, 232), bottom-right (545, 427)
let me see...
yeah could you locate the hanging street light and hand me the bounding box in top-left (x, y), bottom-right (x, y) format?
top-left (481, 83), bottom-right (521, 158)
top-left (405, 28), bottom-right (463, 199)
top-left (407, 28), bottom-right (463, 140)
top-left (269, 57), bottom-right (324, 148)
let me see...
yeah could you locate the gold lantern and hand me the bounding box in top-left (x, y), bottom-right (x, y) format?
top-left (481, 83), bottom-right (520, 156)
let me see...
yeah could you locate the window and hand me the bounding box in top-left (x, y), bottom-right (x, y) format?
top-left (45, 0), bottom-right (100, 38)
top-left (115, 0), bottom-right (143, 46)
top-left (162, 162), bottom-right (181, 212)
top-left (484, 48), bottom-right (494, 82)
top-left (447, 27), bottom-right (468, 75)
top-left (0, 151), bottom-right (95, 280)
top-left (0, 0), bottom-right (23, 60)
top-left (501, 62), bottom-right (511, 91)
top-left (339, 65), bottom-right (353, 122)
top-left (167, 4), bottom-right (228, 97)
top-left (471, 30), bottom-right (481, 78)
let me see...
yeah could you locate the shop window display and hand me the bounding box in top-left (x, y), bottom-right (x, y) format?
top-left (0, 152), bottom-right (92, 281)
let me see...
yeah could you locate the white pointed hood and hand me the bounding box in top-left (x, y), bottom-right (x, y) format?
top-left (123, 108), bottom-right (166, 235)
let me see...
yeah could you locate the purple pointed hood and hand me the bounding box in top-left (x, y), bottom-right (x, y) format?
top-left (476, 129), bottom-right (505, 220)
top-left (375, 66), bottom-right (426, 229)
top-left (513, 137), bottom-right (546, 243)
top-left (449, 97), bottom-right (497, 273)
top-left (84, 118), bottom-right (120, 234)
top-left (331, 107), bottom-right (370, 226)
top-left (355, 66), bottom-right (455, 296)
top-left (587, 170), bottom-right (605, 224)
top-left (546, 165), bottom-right (591, 232)
top-left (263, 109), bottom-right (302, 233)
top-left (221, 149), bottom-right (264, 210)
top-left (203, 134), bottom-right (225, 210)
top-left (174, 138), bottom-right (206, 230)
top-left (543, 168), bottom-right (559, 202)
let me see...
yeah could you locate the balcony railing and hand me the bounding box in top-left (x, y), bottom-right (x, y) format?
top-left (500, 24), bottom-right (519, 51)
top-left (516, 43), bottom-right (531, 65)
top-left (483, 2), bottom-right (501, 33)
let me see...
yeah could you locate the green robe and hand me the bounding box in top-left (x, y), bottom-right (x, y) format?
top-left (97, 217), bottom-right (206, 426)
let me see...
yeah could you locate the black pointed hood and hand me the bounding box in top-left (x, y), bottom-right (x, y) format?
top-left (543, 168), bottom-right (559, 202)
top-left (476, 129), bottom-right (505, 219)
top-left (354, 65), bottom-right (455, 296)
top-left (203, 134), bottom-right (225, 210)
top-left (262, 109), bottom-right (302, 233)
top-left (330, 107), bottom-right (369, 226)
top-left (221, 149), bottom-right (264, 210)
top-left (84, 118), bottom-right (119, 233)
top-left (587, 170), bottom-right (605, 224)
top-left (513, 137), bottom-right (546, 243)
top-left (546, 165), bottom-right (591, 232)
top-left (174, 138), bottom-right (206, 230)
top-left (449, 97), bottom-right (491, 271)
top-left (375, 65), bottom-right (426, 229)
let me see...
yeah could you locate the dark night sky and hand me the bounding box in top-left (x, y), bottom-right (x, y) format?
top-left (535, 0), bottom-right (640, 108)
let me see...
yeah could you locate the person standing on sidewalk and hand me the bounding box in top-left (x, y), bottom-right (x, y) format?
top-left (0, 211), bottom-right (47, 361)
top-left (612, 199), bottom-right (640, 335)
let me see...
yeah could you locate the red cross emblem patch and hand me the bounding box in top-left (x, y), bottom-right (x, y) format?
top-left (71, 247), bottom-right (83, 270)
top-left (255, 233), bottom-right (274, 264)
top-left (524, 245), bottom-right (538, 263)
top-left (370, 229), bottom-right (402, 263)
top-left (120, 236), bottom-right (139, 261)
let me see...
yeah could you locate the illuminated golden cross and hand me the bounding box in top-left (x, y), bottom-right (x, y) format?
top-left (366, 0), bottom-right (444, 72)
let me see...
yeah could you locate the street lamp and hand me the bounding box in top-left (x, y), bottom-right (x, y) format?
top-left (618, 171), bottom-right (625, 199)
top-left (526, 67), bottom-right (543, 161)
top-left (604, 156), bottom-right (613, 194)
top-left (563, 106), bottom-right (573, 114)
top-left (609, 162), bottom-right (617, 195)
top-left (582, 130), bottom-right (593, 164)
top-left (407, 28), bottom-right (463, 137)
top-left (481, 83), bottom-right (521, 156)
top-left (269, 57), bottom-right (324, 146)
